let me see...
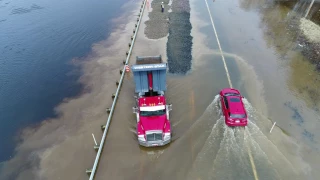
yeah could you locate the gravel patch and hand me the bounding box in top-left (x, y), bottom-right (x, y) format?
top-left (296, 18), bottom-right (320, 69)
top-left (167, 0), bottom-right (193, 74)
top-left (144, 0), bottom-right (171, 39)
top-left (297, 34), bottom-right (320, 69)
top-left (144, 0), bottom-right (193, 74)
top-left (300, 18), bottom-right (320, 43)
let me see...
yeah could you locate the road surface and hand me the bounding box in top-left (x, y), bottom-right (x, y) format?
top-left (92, 0), bottom-right (320, 179)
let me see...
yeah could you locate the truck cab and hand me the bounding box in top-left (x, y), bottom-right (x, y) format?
top-left (131, 55), bottom-right (172, 147)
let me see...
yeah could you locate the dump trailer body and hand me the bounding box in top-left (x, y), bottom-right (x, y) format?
top-left (131, 62), bottom-right (167, 93)
top-left (131, 55), bottom-right (172, 147)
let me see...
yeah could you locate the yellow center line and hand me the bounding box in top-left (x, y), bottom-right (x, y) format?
top-left (139, 156), bottom-right (145, 180)
top-left (244, 128), bottom-right (259, 180)
top-left (203, 0), bottom-right (259, 179)
top-left (190, 90), bottom-right (196, 160)
top-left (204, 0), bottom-right (232, 88)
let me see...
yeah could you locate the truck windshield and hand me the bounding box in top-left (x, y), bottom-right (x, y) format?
top-left (140, 109), bottom-right (166, 116)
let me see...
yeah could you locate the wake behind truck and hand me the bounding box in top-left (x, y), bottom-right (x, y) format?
top-left (131, 55), bottom-right (172, 147)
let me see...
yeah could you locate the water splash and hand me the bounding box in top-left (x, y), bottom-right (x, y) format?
top-left (243, 97), bottom-right (258, 121)
top-left (186, 94), bottom-right (305, 180)
top-left (146, 149), bottom-right (165, 161)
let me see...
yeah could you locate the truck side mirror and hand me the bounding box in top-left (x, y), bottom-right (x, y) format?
top-left (167, 104), bottom-right (172, 111)
top-left (133, 107), bottom-right (138, 113)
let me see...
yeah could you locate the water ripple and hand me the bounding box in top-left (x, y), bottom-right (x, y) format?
top-left (11, 4), bottom-right (43, 15)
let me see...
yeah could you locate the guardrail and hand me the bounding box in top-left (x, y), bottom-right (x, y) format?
top-left (86, 0), bottom-right (147, 179)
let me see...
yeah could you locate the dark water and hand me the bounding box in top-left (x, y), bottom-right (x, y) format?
top-left (0, 0), bottom-right (127, 162)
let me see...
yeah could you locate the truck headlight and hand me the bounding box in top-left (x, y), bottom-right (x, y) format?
top-left (138, 135), bottom-right (146, 142)
top-left (163, 133), bottom-right (171, 141)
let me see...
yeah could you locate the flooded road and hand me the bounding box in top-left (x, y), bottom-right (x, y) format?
top-left (95, 0), bottom-right (320, 179)
top-left (2, 0), bottom-right (319, 179)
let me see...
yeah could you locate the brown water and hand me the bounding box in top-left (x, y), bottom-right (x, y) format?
top-left (95, 0), bottom-right (320, 179)
top-left (1, 0), bottom-right (320, 179)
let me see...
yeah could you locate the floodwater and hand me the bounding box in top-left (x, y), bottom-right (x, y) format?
top-left (0, 0), bottom-right (128, 163)
top-left (0, 0), bottom-right (139, 179)
top-left (95, 0), bottom-right (320, 179)
top-left (1, 0), bottom-right (320, 179)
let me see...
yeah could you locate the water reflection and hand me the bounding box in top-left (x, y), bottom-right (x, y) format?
top-left (238, 0), bottom-right (265, 11)
top-left (225, 0), bottom-right (320, 178)
top-left (288, 54), bottom-right (320, 109)
top-left (239, 0), bottom-right (320, 110)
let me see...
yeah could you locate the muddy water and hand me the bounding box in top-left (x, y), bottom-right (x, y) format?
top-left (194, 0), bottom-right (320, 179)
top-left (93, 0), bottom-right (230, 179)
top-left (95, 0), bottom-right (320, 179)
top-left (2, 0), bottom-right (319, 179)
top-left (0, 1), bottom-right (144, 179)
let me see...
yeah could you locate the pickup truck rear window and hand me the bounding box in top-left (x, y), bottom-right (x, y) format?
top-left (230, 114), bottom-right (246, 118)
top-left (229, 97), bottom-right (240, 102)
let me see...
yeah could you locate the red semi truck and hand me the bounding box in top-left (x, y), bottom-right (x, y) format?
top-left (131, 55), bottom-right (172, 147)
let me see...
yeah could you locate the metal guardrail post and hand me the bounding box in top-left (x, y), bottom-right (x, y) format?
top-left (88, 0), bottom-right (148, 179)
top-left (270, 122), bottom-right (276, 133)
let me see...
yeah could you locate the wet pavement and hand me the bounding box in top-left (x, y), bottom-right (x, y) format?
top-left (94, 0), bottom-right (320, 179)
top-left (1, 0), bottom-right (320, 179)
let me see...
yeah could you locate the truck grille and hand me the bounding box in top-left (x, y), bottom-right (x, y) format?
top-left (146, 133), bottom-right (163, 141)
